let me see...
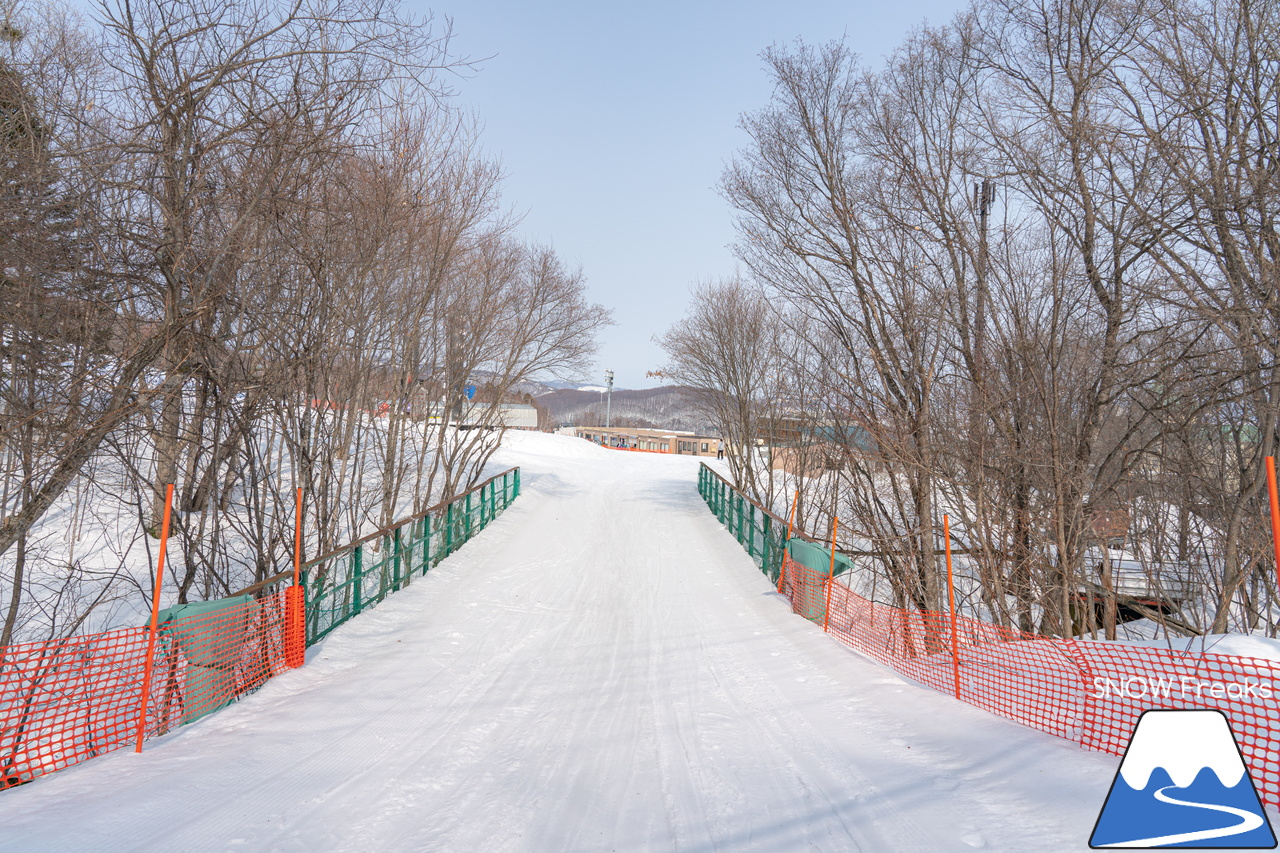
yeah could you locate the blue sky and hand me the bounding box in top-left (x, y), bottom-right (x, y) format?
top-left (424, 2), bottom-right (969, 388)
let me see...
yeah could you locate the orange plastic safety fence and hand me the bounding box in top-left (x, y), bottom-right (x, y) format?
top-left (779, 557), bottom-right (828, 625)
top-left (600, 444), bottom-right (670, 454)
top-left (1, 591), bottom-right (289, 790)
top-left (777, 553), bottom-right (1280, 809)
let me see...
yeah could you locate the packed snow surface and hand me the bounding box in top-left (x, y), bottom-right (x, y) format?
top-left (0, 433), bottom-right (1148, 850)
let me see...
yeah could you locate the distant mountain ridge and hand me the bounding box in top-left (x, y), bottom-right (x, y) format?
top-left (536, 385), bottom-right (717, 432)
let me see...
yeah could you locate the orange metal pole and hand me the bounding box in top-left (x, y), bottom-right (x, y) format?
top-left (286, 487), bottom-right (306, 668)
top-left (779, 489), bottom-right (799, 594)
top-left (945, 514), bottom-right (960, 700)
top-left (294, 487), bottom-right (302, 586)
top-left (822, 516), bottom-right (838, 632)
top-left (1267, 458), bottom-right (1280, 598)
top-left (134, 483), bottom-right (174, 753)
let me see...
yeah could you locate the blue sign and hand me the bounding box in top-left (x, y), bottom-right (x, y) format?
top-left (464, 384), bottom-right (476, 401)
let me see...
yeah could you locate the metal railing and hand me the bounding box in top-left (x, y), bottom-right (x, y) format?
top-left (698, 464), bottom-right (790, 583)
top-left (302, 467), bottom-right (521, 644)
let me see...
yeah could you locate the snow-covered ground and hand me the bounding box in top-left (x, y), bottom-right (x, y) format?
top-left (0, 432), bottom-right (1178, 850)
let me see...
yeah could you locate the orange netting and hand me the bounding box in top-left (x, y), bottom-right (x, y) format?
top-left (1, 467), bottom-right (520, 793)
top-left (1, 591), bottom-right (290, 790)
top-left (780, 553), bottom-right (1280, 809)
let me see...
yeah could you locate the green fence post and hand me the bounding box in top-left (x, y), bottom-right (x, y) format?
top-left (445, 501), bottom-right (454, 556)
top-left (755, 506), bottom-right (763, 563)
top-left (373, 536), bottom-right (384, 604)
top-left (404, 521), bottom-right (415, 588)
top-left (379, 538), bottom-right (387, 597)
top-left (763, 513), bottom-right (773, 578)
top-left (302, 568), bottom-right (315, 644)
top-left (515, 468), bottom-right (521, 498)
top-left (393, 528), bottom-right (402, 592)
top-left (352, 544), bottom-right (364, 616)
top-left (736, 496), bottom-right (744, 547)
top-left (403, 526), bottom-right (412, 590)
top-left (423, 515), bottom-right (432, 574)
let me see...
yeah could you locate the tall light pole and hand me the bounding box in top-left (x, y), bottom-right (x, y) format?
top-left (604, 369), bottom-right (614, 429)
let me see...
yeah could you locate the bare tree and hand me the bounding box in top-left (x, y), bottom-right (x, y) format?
top-left (657, 277), bottom-right (786, 502)
top-left (1114, 0), bottom-right (1280, 632)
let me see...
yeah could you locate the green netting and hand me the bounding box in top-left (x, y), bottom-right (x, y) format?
top-left (301, 467), bottom-right (520, 644)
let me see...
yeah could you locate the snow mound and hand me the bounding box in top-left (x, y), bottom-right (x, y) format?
top-left (1103, 633), bottom-right (1280, 662)
top-left (495, 431), bottom-right (604, 460)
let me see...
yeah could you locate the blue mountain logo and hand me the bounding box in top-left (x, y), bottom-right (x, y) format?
top-left (1091, 710), bottom-right (1276, 848)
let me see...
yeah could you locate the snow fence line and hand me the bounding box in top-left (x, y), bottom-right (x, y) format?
top-left (599, 443), bottom-right (670, 454)
top-left (697, 463), bottom-right (1280, 810)
top-left (0, 467), bottom-right (521, 792)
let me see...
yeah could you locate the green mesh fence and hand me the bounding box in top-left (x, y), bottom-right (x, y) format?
top-left (302, 467), bottom-right (521, 644)
top-left (696, 464), bottom-right (850, 582)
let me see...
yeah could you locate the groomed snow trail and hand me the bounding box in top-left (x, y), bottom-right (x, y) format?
top-left (1, 434), bottom-right (1120, 851)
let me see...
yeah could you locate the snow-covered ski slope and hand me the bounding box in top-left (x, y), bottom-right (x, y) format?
top-left (1, 433), bottom-right (1133, 851)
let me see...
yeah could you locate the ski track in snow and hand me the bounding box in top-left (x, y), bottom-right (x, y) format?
top-left (0, 434), bottom-right (1136, 851)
